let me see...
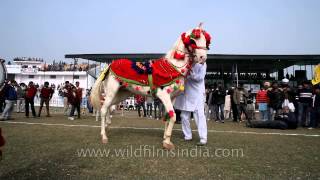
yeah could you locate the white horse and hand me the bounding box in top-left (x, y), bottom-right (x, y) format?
top-left (91, 24), bottom-right (211, 149)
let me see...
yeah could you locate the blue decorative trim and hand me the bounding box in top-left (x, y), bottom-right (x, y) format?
top-left (131, 60), bottom-right (153, 75)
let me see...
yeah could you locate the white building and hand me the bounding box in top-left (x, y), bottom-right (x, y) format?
top-left (7, 60), bottom-right (96, 88)
top-left (5, 59), bottom-right (137, 108)
top-left (6, 59), bottom-right (97, 107)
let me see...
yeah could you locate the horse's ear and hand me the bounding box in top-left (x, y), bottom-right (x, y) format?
top-left (198, 22), bottom-right (203, 29)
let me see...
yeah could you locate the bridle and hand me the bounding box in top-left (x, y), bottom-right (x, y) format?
top-left (170, 29), bottom-right (211, 72)
top-left (173, 29), bottom-right (211, 59)
top-left (181, 29), bottom-right (211, 50)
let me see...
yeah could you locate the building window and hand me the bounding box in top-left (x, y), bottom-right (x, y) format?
top-left (28, 75), bottom-right (34, 78)
top-left (50, 75), bottom-right (56, 79)
top-left (73, 75), bottom-right (79, 79)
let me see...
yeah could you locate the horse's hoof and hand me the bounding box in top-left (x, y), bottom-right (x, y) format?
top-left (102, 138), bottom-right (108, 144)
top-left (163, 142), bottom-right (175, 150)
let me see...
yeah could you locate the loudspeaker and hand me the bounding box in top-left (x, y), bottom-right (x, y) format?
top-left (295, 70), bottom-right (306, 80)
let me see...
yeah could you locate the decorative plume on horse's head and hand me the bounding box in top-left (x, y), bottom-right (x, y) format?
top-left (172, 24), bottom-right (211, 61)
top-left (180, 24), bottom-right (212, 50)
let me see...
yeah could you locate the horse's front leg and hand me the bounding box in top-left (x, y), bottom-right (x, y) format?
top-left (163, 110), bottom-right (176, 149)
top-left (163, 97), bottom-right (176, 139)
top-left (157, 91), bottom-right (176, 150)
top-left (163, 121), bottom-right (169, 139)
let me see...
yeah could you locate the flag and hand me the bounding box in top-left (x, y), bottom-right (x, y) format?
top-left (312, 64), bottom-right (320, 85)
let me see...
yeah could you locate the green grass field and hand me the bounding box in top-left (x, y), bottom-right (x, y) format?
top-left (0, 110), bottom-right (320, 179)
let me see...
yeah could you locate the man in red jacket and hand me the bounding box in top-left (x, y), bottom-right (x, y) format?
top-left (25, 81), bottom-right (37, 118)
top-left (135, 94), bottom-right (146, 117)
top-left (74, 81), bottom-right (83, 118)
top-left (68, 82), bottom-right (82, 120)
top-left (256, 81), bottom-right (270, 121)
top-left (38, 82), bottom-right (54, 117)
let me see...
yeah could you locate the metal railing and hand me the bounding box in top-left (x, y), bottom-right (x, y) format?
top-left (34, 96), bottom-right (88, 108)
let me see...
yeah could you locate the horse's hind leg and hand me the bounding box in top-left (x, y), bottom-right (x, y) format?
top-left (105, 90), bottom-right (131, 125)
top-left (96, 110), bottom-right (101, 121)
top-left (100, 76), bottom-right (120, 143)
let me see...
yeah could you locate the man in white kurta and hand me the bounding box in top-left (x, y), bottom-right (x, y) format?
top-left (174, 63), bottom-right (207, 145)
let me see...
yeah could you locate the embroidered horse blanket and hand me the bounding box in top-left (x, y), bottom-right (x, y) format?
top-left (109, 58), bottom-right (182, 87)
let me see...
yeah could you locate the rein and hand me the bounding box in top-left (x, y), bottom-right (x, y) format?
top-left (166, 55), bottom-right (193, 77)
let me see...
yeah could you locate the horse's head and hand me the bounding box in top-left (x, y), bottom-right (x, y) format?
top-left (173, 23), bottom-right (211, 64)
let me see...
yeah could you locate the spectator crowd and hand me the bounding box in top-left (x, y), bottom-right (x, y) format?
top-left (0, 80), bottom-right (84, 121)
top-left (0, 78), bottom-right (319, 130)
top-left (204, 79), bottom-right (319, 129)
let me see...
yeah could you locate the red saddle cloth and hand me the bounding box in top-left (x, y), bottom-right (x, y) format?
top-left (110, 58), bottom-right (182, 87)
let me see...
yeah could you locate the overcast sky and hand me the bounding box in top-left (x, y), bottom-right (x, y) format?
top-left (1, 0), bottom-right (320, 62)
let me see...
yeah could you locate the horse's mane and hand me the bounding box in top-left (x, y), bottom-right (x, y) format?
top-left (165, 29), bottom-right (192, 60)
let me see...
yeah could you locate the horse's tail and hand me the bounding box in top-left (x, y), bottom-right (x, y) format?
top-left (90, 65), bottom-right (110, 109)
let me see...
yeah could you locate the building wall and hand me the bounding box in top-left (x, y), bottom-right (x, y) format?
top-left (11, 72), bottom-right (91, 88)
top-left (7, 64), bottom-right (94, 86)
top-left (6, 64), bottom-right (96, 100)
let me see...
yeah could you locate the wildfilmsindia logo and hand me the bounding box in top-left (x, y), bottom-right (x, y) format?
top-left (76, 145), bottom-right (244, 158)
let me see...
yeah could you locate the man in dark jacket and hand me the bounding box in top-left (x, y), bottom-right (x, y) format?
top-left (228, 86), bottom-right (238, 122)
top-left (297, 81), bottom-right (313, 127)
top-left (233, 83), bottom-right (249, 122)
top-left (246, 90), bottom-right (255, 121)
top-left (207, 84), bottom-right (216, 121)
top-left (68, 83), bottom-right (84, 120)
top-left (0, 80), bottom-right (17, 120)
top-left (212, 82), bottom-right (226, 122)
top-left (63, 81), bottom-right (71, 116)
top-left (281, 78), bottom-right (296, 103)
top-left (267, 82), bottom-right (284, 120)
top-left (309, 85), bottom-right (320, 129)
top-left (38, 81), bottom-right (54, 117)
top-left (16, 83), bottom-right (26, 113)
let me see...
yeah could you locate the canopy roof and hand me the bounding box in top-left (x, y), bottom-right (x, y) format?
top-left (65, 53), bottom-right (320, 73)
